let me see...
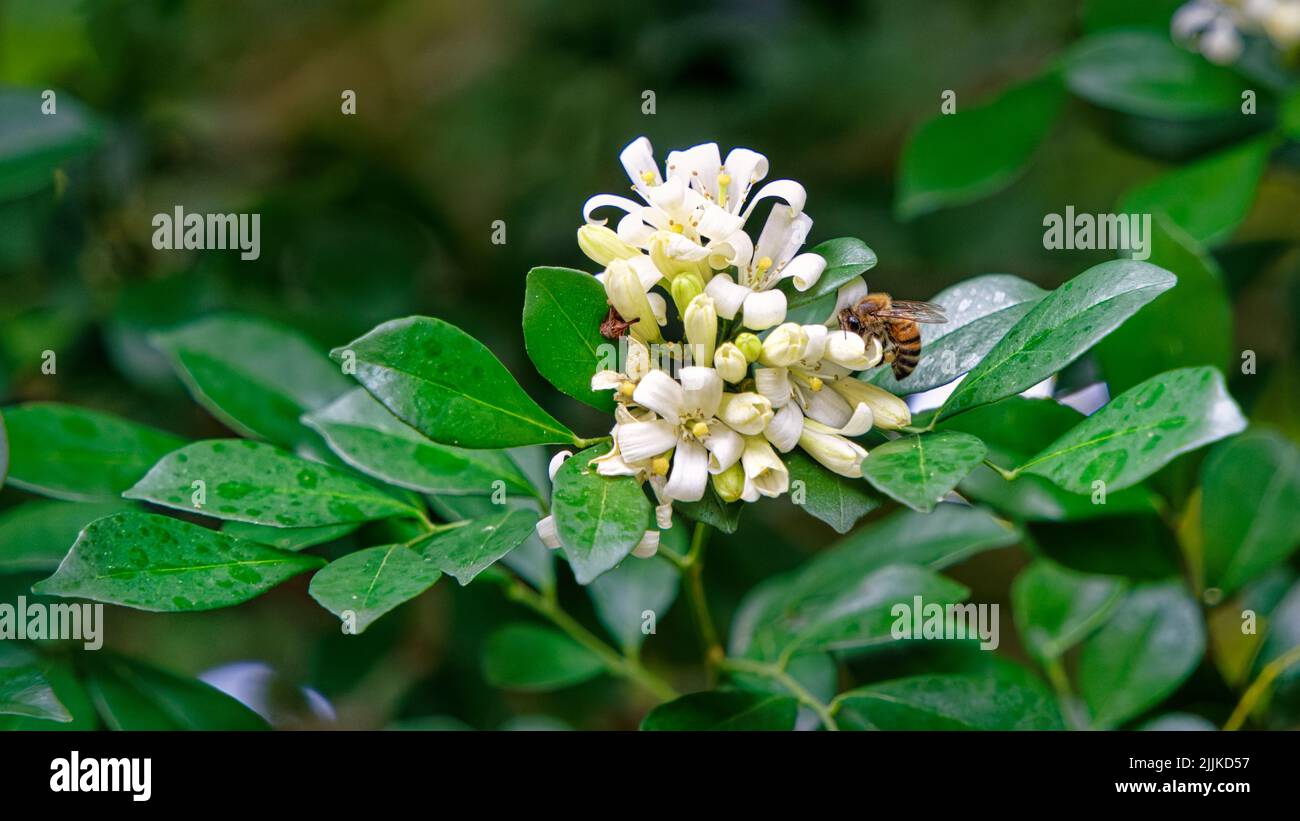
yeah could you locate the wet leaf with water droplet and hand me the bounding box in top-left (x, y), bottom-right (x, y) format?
top-left (550, 446), bottom-right (651, 585)
top-left (308, 542), bottom-right (443, 633)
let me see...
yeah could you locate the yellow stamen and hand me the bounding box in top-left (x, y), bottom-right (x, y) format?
top-left (756, 256), bottom-right (773, 271)
top-left (717, 172), bottom-right (731, 186)
top-left (670, 222), bottom-right (684, 234)
top-left (640, 171), bottom-right (656, 184)
top-left (618, 381), bottom-right (636, 397)
top-left (809, 376), bottom-right (824, 392)
top-left (691, 421), bottom-right (710, 439)
top-left (651, 456), bottom-right (670, 476)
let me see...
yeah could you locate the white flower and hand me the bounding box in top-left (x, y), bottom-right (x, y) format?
top-left (599, 367), bottom-right (745, 504)
top-left (798, 418), bottom-right (869, 478)
top-left (713, 342), bottom-right (748, 383)
top-left (740, 436), bottom-right (789, 501)
top-left (758, 323), bottom-right (808, 368)
top-left (1172, 0), bottom-right (1300, 63)
top-left (591, 337), bottom-right (652, 402)
top-left (716, 392), bottom-right (774, 436)
top-left (829, 378), bottom-right (912, 430)
top-left (683, 294), bottom-right (718, 366)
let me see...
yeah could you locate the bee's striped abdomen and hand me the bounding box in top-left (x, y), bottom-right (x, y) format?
top-left (888, 319), bottom-right (922, 379)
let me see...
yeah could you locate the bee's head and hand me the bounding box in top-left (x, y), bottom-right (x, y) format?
top-left (839, 309), bottom-right (862, 333)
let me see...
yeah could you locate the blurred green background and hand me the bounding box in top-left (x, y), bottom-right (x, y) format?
top-left (2, 0), bottom-right (1298, 728)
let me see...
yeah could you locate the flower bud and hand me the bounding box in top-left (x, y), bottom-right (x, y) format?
top-left (713, 342), bottom-right (748, 383)
top-left (604, 259), bottom-right (663, 343)
top-left (683, 293), bottom-right (717, 366)
top-left (829, 378), bottom-right (912, 430)
top-left (823, 330), bottom-right (873, 370)
top-left (759, 323), bottom-right (808, 368)
top-left (711, 461), bottom-right (745, 503)
top-left (734, 332), bottom-right (763, 363)
top-left (578, 224), bottom-right (639, 266)
top-left (717, 391), bottom-right (774, 436)
top-left (670, 271), bottom-right (705, 315)
top-left (798, 422), bottom-right (868, 478)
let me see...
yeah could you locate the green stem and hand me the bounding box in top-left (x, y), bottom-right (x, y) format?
top-left (682, 521), bottom-right (724, 677)
top-left (572, 434), bottom-right (612, 450)
top-left (725, 657), bottom-right (838, 731)
top-left (1223, 644), bottom-right (1300, 731)
top-left (506, 577), bottom-right (678, 702)
top-left (983, 458), bottom-right (1018, 481)
top-left (1044, 656), bottom-right (1082, 730)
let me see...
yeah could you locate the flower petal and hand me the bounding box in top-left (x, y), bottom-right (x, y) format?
top-left (741, 288), bottom-right (787, 331)
top-left (704, 273), bottom-right (750, 320)
top-left (679, 365), bottom-right (723, 419)
top-left (764, 401), bottom-right (803, 453)
top-left (583, 193), bottom-right (645, 226)
top-left (782, 253), bottom-right (827, 292)
top-left (547, 450), bottom-right (573, 481)
top-left (740, 436), bottom-right (789, 498)
top-left (702, 424), bottom-right (743, 474)
top-left (823, 329), bottom-right (873, 370)
top-left (739, 179), bottom-right (808, 226)
top-left (591, 370), bottom-right (624, 391)
top-left (631, 529), bottom-right (661, 559)
top-left (621, 136), bottom-right (660, 198)
top-left (536, 514), bottom-right (562, 549)
top-left (616, 418), bottom-right (679, 464)
top-left (721, 147), bottom-right (769, 213)
top-left (754, 367), bottom-right (792, 407)
top-left (796, 378), bottom-right (854, 428)
top-left (632, 369), bottom-right (685, 423)
top-left (664, 439), bottom-right (709, 502)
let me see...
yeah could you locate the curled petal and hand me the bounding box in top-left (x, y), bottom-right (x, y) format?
top-left (782, 253), bottom-right (827, 292)
top-left (647, 292), bottom-right (669, 327)
top-left (583, 193), bottom-right (645, 226)
top-left (547, 450), bottom-right (573, 481)
top-left (655, 502), bottom-right (674, 530)
top-left (664, 439), bottom-right (709, 502)
top-left (754, 367), bottom-right (792, 408)
top-left (704, 273), bottom-right (750, 320)
top-left (621, 136), bottom-right (660, 198)
top-left (536, 514), bottom-right (562, 549)
top-left (804, 402), bottom-right (874, 438)
top-left (740, 179), bottom-right (809, 226)
top-left (616, 418), bottom-right (678, 464)
top-left (750, 209), bottom-right (813, 288)
top-left (702, 424), bottom-right (744, 474)
top-left (628, 255), bottom-right (666, 290)
top-left (717, 392), bottom-right (774, 436)
top-left (764, 401), bottom-right (803, 453)
top-left (720, 147), bottom-right (770, 213)
top-left (832, 277), bottom-right (870, 320)
top-left (800, 323), bottom-right (829, 364)
top-left (631, 529), bottom-right (661, 559)
top-left (632, 369), bottom-right (685, 423)
top-left (829, 378), bottom-right (912, 430)
top-left (591, 370), bottom-right (624, 392)
top-left (741, 288), bottom-right (787, 331)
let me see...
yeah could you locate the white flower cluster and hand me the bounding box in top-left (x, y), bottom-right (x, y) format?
top-left (536, 137), bottom-right (912, 558)
top-left (1174, 0), bottom-right (1300, 63)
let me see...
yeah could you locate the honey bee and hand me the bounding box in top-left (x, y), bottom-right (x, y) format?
top-left (838, 293), bottom-right (948, 380)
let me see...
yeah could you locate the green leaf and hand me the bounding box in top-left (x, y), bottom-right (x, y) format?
top-left (81, 654), bottom-right (269, 730)
top-left (1283, 87), bottom-right (1300, 141)
top-left (0, 500), bottom-right (131, 573)
top-left (863, 274), bottom-right (1047, 395)
top-left (939, 260), bottom-right (1177, 419)
top-left (221, 520), bottom-right (359, 551)
top-left (418, 507), bottom-right (538, 585)
top-left (2, 402), bottom-right (184, 501)
top-left (482, 623), bottom-right (604, 691)
top-left (1082, 0), bottom-right (1184, 31)
top-left (0, 88), bottom-right (101, 201)
top-left (522, 266), bottom-right (616, 412)
top-left (588, 548), bottom-right (680, 650)
top-left (1200, 430), bottom-right (1300, 596)
top-left (32, 511), bottom-right (324, 611)
top-left (1064, 30), bottom-right (1253, 121)
top-left (937, 398), bottom-right (1159, 520)
top-left (862, 432), bottom-right (986, 513)
top-left (897, 74), bottom-right (1064, 218)
top-left (1119, 136), bottom-right (1274, 248)
top-left (676, 485), bottom-right (743, 534)
top-left (1011, 559), bottom-right (1128, 664)
top-left (308, 543), bottom-right (442, 633)
top-left (0, 664), bottom-right (72, 722)
top-left (551, 446), bottom-right (651, 585)
top-left (640, 690), bottom-right (797, 731)
top-left (153, 314), bottom-right (351, 448)
top-left (1094, 217), bottom-right (1233, 395)
top-left (835, 671), bottom-right (1064, 730)
top-left (1016, 366), bottom-right (1246, 493)
top-left (1079, 580), bottom-right (1205, 728)
top-left (124, 439), bottom-right (422, 527)
top-left (304, 388), bottom-right (537, 499)
top-left (0, 658), bottom-right (98, 730)
top-left (332, 316), bottom-right (575, 448)
top-left (428, 492), bottom-right (554, 591)
top-left (732, 505), bottom-right (1017, 658)
top-left (785, 450), bottom-right (882, 534)
top-left (783, 237), bottom-right (877, 312)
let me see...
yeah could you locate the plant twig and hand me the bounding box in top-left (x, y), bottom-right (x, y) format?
top-left (1223, 643), bottom-right (1300, 731)
top-left (682, 521), bottom-right (724, 678)
top-left (724, 657), bottom-right (839, 731)
top-left (983, 458), bottom-right (1018, 481)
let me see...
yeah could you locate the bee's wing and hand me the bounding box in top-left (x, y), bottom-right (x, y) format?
top-left (876, 300), bottom-right (948, 323)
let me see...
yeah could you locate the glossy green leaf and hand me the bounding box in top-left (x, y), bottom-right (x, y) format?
top-left (1011, 559), bottom-right (1128, 664)
top-left (1064, 30), bottom-right (1252, 121)
top-left (124, 439), bottom-right (421, 527)
top-left (0, 658), bottom-right (98, 730)
top-left (304, 389), bottom-right (537, 498)
top-left (482, 623), bottom-right (604, 691)
top-left (676, 485), bottom-right (743, 534)
top-left (863, 274), bottom-right (1047, 395)
top-left (1120, 136), bottom-right (1274, 248)
top-left (2, 402), bottom-right (184, 501)
top-left (551, 446), bottom-right (651, 585)
top-left (938, 398), bottom-right (1158, 520)
top-left (308, 542), bottom-right (442, 633)
top-left (1079, 580), bottom-right (1205, 729)
top-left (732, 505), bottom-right (1018, 658)
top-left (785, 450), bottom-right (882, 534)
top-left (1094, 217), bottom-right (1233, 395)
top-left (862, 431), bottom-right (986, 512)
top-left (640, 690), bottom-right (798, 731)
top-left (522, 266), bottom-right (616, 412)
top-left (588, 546), bottom-right (680, 650)
top-left (221, 520), bottom-right (359, 551)
top-left (939, 260), bottom-right (1177, 419)
top-left (1016, 366), bottom-right (1246, 493)
top-left (32, 511), bottom-right (324, 611)
top-left (0, 88), bottom-right (101, 201)
top-left (0, 664), bottom-right (71, 722)
top-left (783, 237), bottom-right (877, 312)
top-left (897, 74), bottom-right (1064, 218)
top-left (332, 316), bottom-right (575, 448)
top-left (153, 314), bottom-right (351, 448)
top-left (418, 507), bottom-right (538, 585)
top-left (81, 654), bottom-right (269, 730)
top-left (1200, 430), bottom-right (1300, 596)
top-left (428, 492), bottom-right (554, 592)
top-left (835, 671), bottom-right (1064, 730)
top-left (0, 500), bottom-right (131, 573)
